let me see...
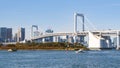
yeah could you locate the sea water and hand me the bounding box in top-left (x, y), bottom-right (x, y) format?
top-left (0, 50), bottom-right (120, 68)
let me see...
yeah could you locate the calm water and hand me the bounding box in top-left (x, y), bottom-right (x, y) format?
top-left (0, 50), bottom-right (120, 68)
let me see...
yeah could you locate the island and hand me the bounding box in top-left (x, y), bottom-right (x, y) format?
top-left (0, 42), bottom-right (89, 51)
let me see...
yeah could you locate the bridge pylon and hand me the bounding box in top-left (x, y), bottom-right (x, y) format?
top-left (74, 13), bottom-right (85, 44)
top-left (74, 13), bottom-right (84, 33)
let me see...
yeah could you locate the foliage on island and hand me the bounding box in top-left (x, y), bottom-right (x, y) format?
top-left (0, 42), bottom-right (89, 50)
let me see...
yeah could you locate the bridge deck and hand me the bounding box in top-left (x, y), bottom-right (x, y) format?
top-left (32, 30), bottom-right (120, 40)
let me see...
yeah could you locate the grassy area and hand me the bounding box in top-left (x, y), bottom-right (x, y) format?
top-left (0, 42), bottom-right (89, 50)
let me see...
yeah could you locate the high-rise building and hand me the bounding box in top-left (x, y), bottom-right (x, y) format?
top-left (7, 28), bottom-right (12, 42)
top-left (14, 33), bottom-right (17, 42)
top-left (0, 27), bottom-right (12, 42)
top-left (0, 27), bottom-right (7, 42)
top-left (17, 27), bottom-right (25, 42)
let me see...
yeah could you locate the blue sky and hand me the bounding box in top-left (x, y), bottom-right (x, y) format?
top-left (0, 0), bottom-right (120, 39)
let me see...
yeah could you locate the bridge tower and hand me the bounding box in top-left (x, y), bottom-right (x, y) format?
top-left (117, 31), bottom-right (120, 50)
top-left (74, 13), bottom-right (85, 44)
top-left (31, 25), bottom-right (39, 38)
top-left (74, 13), bottom-right (84, 33)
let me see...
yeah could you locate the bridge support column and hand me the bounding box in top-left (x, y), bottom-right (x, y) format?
top-left (73, 36), bottom-right (77, 43)
top-left (49, 36), bottom-right (53, 42)
top-left (44, 36), bottom-right (53, 42)
top-left (79, 36), bottom-right (85, 44)
top-left (35, 38), bottom-right (42, 43)
top-left (67, 36), bottom-right (74, 43)
top-left (42, 38), bottom-right (45, 43)
top-left (54, 36), bottom-right (61, 42)
top-left (117, 31), bottom-right (120, 50)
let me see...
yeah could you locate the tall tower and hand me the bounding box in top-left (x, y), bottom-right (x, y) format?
top-left (7, 28), bottom-right (12, 42)
top-left (74, 13), bottom-right (84, 33)
top-left (17, 27), bottom-right (25, 42)
top-left (31, 25), bottom-right (39, 38)
top-left (0, 27), bottom-right (7, 42)
top-left (73, 13), bottom-right (85, 44)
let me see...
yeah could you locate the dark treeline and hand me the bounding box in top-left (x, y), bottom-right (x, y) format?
top-left (0, 42), bottom-right (89, 50)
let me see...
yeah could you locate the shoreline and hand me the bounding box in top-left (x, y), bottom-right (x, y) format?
top-left (0, 48), bottom-right (77, 51)
top-left (0, 47), bottom-right (89, 51)
top-left (0, 42), bottom-right (89, 51)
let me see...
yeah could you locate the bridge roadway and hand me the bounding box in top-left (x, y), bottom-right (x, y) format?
top-left (2, 42), bottom-right (17, 45)
top-left (32, 30), bottom-right (120, 40)
top-left (32, 32), bottom-right (88, 40)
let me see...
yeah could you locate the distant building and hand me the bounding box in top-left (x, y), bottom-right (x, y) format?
top-left (14, 33), bottom-right (17, 42)
top-left (68, 36), bottom-right (74, 43)
top-left (7, 28), bottom-right (12, 42)
top-left (45, 29), bottom-right (53, 33)
top-left (54, 36), bottom-right (61, 42)
top-left (16, 27), bottom-right (25, 42)
top-left (0, 27), bottom-right (12, 42)
top-left (0, 27), bottom-right (7, 42)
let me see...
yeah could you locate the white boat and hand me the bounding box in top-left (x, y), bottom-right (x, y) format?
top-left (8, 49), bottom-right (17, 52)
top-left (75, 49), bottom-right (84, 53)
top-left (8, 49), bottom-right (13, 52)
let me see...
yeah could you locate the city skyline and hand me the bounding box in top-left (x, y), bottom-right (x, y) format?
top-left (0, 27), bottom-right (25, 42)
top-left (0, 0), bottom-right (120, 39)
